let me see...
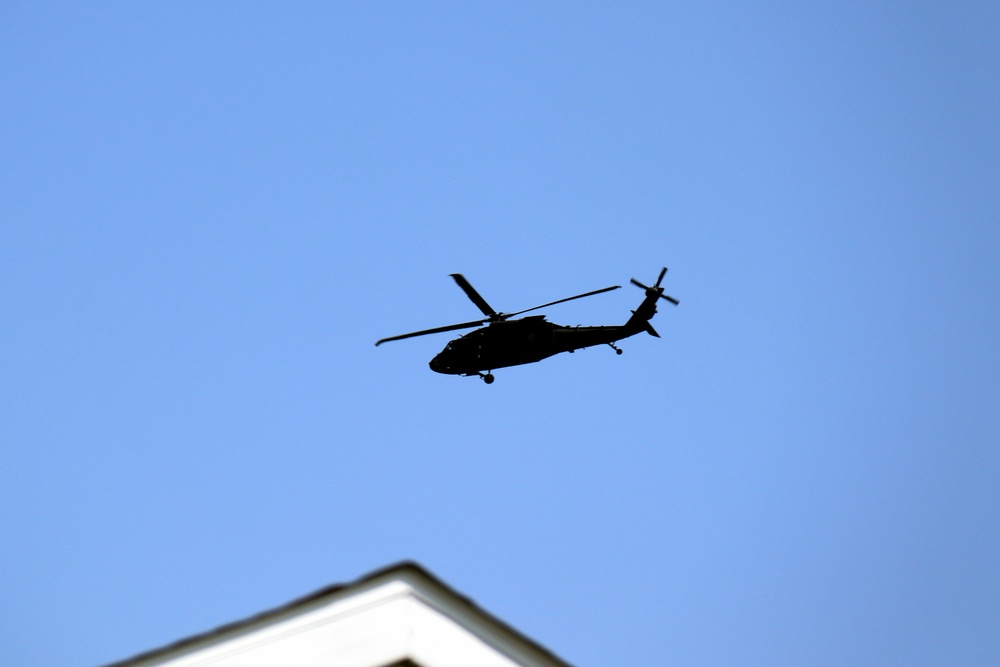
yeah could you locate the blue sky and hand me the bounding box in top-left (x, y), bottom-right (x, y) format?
top-left (2, 3), bottom-right (998, 666)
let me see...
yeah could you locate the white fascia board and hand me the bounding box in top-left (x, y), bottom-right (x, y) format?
top-left (146, 581), bottom-right (413, 667)
top-left (121, 571), bottom-right (569, 667)
top-left (396, 571), bottom-right (565, 667)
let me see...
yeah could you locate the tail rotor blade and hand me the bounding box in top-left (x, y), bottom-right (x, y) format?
top-left (655, 267), bottom-right (668, 287)
top-left (633, 268), bottom-right (678, 304)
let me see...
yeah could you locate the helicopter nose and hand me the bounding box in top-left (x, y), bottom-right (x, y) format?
top-left (429, 356), bottom-right (446, 373)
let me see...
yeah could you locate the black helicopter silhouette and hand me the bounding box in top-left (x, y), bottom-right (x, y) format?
top-left (376, 268), bottom-right (678, 383)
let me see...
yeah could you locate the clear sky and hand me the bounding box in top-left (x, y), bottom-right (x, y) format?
top-left (2, 3), bottom-right (998, 666)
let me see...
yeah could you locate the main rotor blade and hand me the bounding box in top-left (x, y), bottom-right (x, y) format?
top-left (375, 319), bottom-right (485, 346)
top-left (505, 285), bottom-right (621, 318)
top-left (450, 274), bottom-right (497, 319)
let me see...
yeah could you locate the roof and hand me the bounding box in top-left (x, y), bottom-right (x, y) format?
top-left (101, 561), bottom-right (574, 667)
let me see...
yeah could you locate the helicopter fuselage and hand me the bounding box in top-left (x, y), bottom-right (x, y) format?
top-left (376, 268), bottom-right (677, 382)
top-left (429, 315), bottom-right (642, 376)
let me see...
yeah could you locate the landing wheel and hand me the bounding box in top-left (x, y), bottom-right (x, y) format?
top-left (616, 348), bottom-right (623, 355)
top-left (609, 342), bottom-right (623, 355)
top-left (482, 373), bottom-right (495, 384)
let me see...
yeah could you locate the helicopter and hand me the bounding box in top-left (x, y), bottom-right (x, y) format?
top-left (376, 268), bottom-right (678, 383)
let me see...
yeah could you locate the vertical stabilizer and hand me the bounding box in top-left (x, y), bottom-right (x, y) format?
top-left (625, 267), bottom-right (678, 335)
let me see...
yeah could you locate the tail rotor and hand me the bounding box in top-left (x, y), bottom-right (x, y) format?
top-left (630, 267), bottom-right (679, 305)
